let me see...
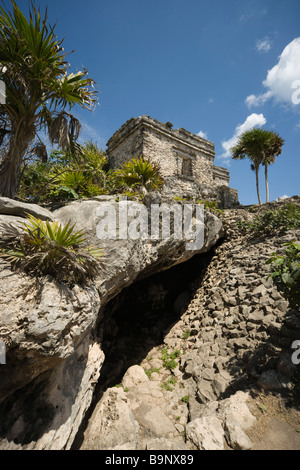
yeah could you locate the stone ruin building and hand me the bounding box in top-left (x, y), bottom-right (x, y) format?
top-left (106, 115), bottom-right (239, 208)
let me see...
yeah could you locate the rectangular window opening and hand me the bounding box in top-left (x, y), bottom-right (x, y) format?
top-left (181, 157), bottom-right (193, 177)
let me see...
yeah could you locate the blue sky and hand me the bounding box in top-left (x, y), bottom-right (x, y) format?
top-left (15, 0), bottom-right (300, 205)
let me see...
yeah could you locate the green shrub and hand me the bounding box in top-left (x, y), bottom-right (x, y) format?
top-left (160, 347), bottom-right (180, 370)
top-left (18, 142), bottom-right (109, 203)
top-left (160, 377), bottom-right (178, 391)
top-left (183, 330), bottom-right (191, 339)
top-left (0, 214), bottom-right (103, 284)
top-left (197, 199), bottom-right (223, 215)
top-left (19, 150), bottom-right (164, 203)
top-left (267, 241), bottom-right (300, 309)
top-left (144, 367), bottom-right (161, 379)
top-left (111, 156), bottom-right (164, 192)
top-left (161, 381), bottom-right (174, 391)
top-left (173, 196), bottom-right (187, 203)
top-left (181, 395), bottom-right (189, 403)
top-left (238, 204), bottom-right (300, 236)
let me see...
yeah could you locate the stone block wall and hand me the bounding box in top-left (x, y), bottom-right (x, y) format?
top-left (106, 115), bottom-right (239, 208)
top-left (213, 166), bottom-right (230, 186)
top-left (107, 115), bottom-right (215, 186)
top-left (106, 119), bottom-right (144, 170)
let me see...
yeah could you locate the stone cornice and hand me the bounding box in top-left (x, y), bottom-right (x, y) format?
top-left (106, 115), bottom-right (215, 159)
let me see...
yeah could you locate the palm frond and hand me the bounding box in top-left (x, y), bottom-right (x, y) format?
top-left (0, 214), bottom-right (103, 284)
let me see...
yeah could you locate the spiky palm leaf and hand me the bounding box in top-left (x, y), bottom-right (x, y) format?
top-left (113, 156), bottom-right (163, 191)
top-left (0, 214), bottom-right (103, 284)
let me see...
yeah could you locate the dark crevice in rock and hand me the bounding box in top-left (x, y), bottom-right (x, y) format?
top-left (72, 240), bottom-right (223, 449)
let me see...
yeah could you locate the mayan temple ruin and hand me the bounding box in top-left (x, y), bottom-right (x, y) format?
top-left (106, 115), bottom-right (239, 208)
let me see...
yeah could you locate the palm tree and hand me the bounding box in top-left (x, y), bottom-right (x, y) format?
top-left (231, 129), bottom-right (264, 204)
top-left (0, 2), bottom-right (97, 198)
top-left (231, 128), bottom-right (284, 204)
top-left (262, 132), bottom-right (284, 203)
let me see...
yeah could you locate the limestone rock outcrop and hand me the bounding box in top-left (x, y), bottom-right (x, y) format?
top-left (0, 196), bottom-right (223, 450)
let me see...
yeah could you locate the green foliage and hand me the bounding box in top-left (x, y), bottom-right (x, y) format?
top-left (231, 127), bottom-right (284, 204)
top-left (183, 330), bottom-right (191, 340)
top-left (172, 196), bottom-right (223, 216)
top-left (237, 204), bottom-right (300, 237)
top-left (196, 199), bottom-right (223, 215)
top-left (160, 347), bottom-right (180, 370)
top-left (112, 156), bottom-right (164, 192)
top-left (181, 395), bottom-right (189, 403)
top-left (267, 241), bottom-right (300, 309)
top-left (19, 151), bottom-right (164, 203)
top-left (18, 141), bottom-right (109, 202)
top-left (0, 214), bottom-right (103, 284)
top-left (173, 196), bottom-right (187, 203)
top-left (0, 1), bottom-right (97, 198)
top-left (144, 367), bottom-right (161, 379)
top-left (115, 189), bottom-right (144, 202)
top-left (160, 377), bottom-right (177, 392)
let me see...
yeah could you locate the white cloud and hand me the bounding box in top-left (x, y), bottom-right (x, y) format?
top-left (256, 37), bottom-right (272, 53)
top-left (246, 37), bottom-right (300, 107)
top-left (78, 120), bottom-right (106, 149)
top-left (239, 7), bottom-right (267, 22)
top-left (277, 195), bottom-right (290, 201)
top-left (197, 130), bottom-right (207, 139)
top-left (219, 113), bottom-right (267, 161)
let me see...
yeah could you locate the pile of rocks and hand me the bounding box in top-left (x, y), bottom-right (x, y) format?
top-left (178, 227), bottom-right (300, 402)
top-left (80, 365), bottom-right (256, 451)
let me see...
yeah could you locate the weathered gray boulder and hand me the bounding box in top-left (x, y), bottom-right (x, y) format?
top-left (186, 415), bottom-right (225, 450)
top-left (53, 197), bottom-right (224, 303)
top-left (0, 266), bottom-right (101, 403)
top-left (185, 391), bottom-right (256, 451)
top-left (0, 197), bottom-right (53, 220)
top-left (80, 387), bottom-right (141, 450)
top-left (121, 364), bottom-right (149, 389)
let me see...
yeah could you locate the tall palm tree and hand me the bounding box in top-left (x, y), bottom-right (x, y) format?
top-left (0, 1), bottom-right (97, 198)
top-left (262, 132), bottom-right (284, 203)
top-left (231, 127), bottom-right (284, 204)
top-left (231, 128), bottom-right (265, 204)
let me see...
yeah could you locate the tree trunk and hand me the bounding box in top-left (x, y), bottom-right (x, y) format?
top-left (0, 124), bottom-right (34, 199)
top-left (255, 165), bottom-right (262, 205)
top-left (265, 164), bottom-right (269, 203)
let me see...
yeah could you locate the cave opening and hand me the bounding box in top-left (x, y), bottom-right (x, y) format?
top-left (95, 244), bottom-right (221, 394)
top-left (72, 241), bottom-right (222, 449)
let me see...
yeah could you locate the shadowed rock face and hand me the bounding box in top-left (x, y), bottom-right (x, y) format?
top-left (0, 197), bottom-right (223, 450)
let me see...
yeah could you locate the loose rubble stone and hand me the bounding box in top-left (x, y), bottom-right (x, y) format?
top-left (186, 416), bottom-right (225, 450)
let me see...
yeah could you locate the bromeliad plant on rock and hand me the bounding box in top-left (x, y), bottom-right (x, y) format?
top-left (0, 214), bottom-right (104, 285)
top-left (111, 156), bottom-right (164, 196)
